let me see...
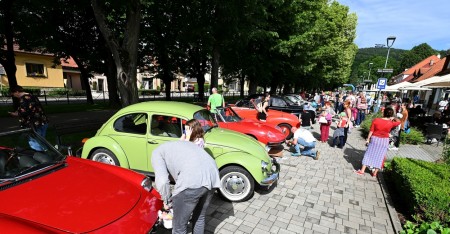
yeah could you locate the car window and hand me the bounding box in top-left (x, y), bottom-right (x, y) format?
top-left (216, 107), bottom-right (242, 122)
top-left (114, 113), bottom-right (148, 135)
top-left (0, 129), bottom-right (65, 180)
top-left (193, 109), bottom-right (218, 132)
top-left (272, 97), bottom-right (286, 107)
top-left (150, 115), bottom-right (182, 138)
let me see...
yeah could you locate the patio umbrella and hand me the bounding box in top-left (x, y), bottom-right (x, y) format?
top-left (384, 82), bottom-right (414, 92)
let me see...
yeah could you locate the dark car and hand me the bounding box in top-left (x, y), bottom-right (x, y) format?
top-left (235, 94), bottom-right (303, 117)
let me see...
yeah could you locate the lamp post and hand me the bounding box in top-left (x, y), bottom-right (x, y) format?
top-left (377, 36), bottom-right (396, 99)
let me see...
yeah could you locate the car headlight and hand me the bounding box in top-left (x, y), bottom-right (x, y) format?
top-left (141, 176), bottom-right (153, 192)
top-left (267, 131), bottom-right (275, 138)
top-left (261, 160), bottom-right (269, 171)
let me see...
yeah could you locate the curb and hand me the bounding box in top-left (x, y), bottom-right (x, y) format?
top-left (378, 172), bottom-right (403, 234)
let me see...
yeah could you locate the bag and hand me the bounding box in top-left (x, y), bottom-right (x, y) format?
top-left (257, 102), bottom-right (263, 112)
top-left (318, 116), bottom-right (328, 124)
top-left (325, 113), bottom-right (332, 121)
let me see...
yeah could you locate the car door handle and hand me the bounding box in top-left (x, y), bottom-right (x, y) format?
top-left (148, 140), bottom-right (158, 144)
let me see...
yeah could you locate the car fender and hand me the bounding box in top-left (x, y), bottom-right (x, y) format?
top-left (0, 214), bottom-right (59, 233)
top-left (214, 152), bottom-right (266, 185)
top-left (81, 136), bottom-right (130, 168)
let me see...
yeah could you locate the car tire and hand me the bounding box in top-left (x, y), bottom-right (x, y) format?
top-left (91, 148), bottom-right (120, 166)
top-left (278, 123), bottom-right (293, 139)
top-left (219, 166), bottom-right (254, 202)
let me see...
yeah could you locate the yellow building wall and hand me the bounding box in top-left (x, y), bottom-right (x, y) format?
top-left (14, 52), bottom-right (65, 88)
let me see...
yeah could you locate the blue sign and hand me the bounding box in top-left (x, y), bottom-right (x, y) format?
top-left (377, 78), bottom-right (387, 90)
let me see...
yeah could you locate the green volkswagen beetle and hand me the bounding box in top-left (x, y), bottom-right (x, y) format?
top-left (81, 101), bottom-right (279, 202)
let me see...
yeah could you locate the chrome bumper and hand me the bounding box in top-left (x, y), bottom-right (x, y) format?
top-left (260, 158), bottom-right (280, 186)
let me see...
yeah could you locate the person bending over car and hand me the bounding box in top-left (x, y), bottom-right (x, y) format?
top-left (152, 141), bottom-right (220, 234)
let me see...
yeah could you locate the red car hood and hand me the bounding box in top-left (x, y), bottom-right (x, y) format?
top-left (240, 118), bottom-right (280, 129)
top-left (0, 158), bottom-right (142, 233)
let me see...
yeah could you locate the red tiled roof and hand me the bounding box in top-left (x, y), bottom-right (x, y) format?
top-left (402, 55), bottom-right (440, 75)
top-left (391, 55), bottom-right (441, 83)
top-left (60, 57), bottom-right (78, 68)
top-left (413, 56), bottom-right (448, 82)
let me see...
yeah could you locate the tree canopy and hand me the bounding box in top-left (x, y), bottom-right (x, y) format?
top-left (1, 0), bottom-right (362, 105)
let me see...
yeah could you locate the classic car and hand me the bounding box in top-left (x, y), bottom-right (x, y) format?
top-left (81, 101), bottom-right (279, 202)
top-left (235, 94), bottom-right (303, 117)
top-left (213, 106), bottom-right (286, 147)
top-left (231, 99), bottom-right (301, 139)
top-left (0, 129), bottom-right (162, 233)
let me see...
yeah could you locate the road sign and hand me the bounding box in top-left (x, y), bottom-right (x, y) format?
top-left (377, 78), bottom-right (387, 90)
top-left (377, 68), bottom-right (393, 73)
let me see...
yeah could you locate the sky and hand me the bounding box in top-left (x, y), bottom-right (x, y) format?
top-left (337, 0), bottom-right (450, 51)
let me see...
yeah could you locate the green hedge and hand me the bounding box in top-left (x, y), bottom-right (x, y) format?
top-left (361, 113), bottom-right (424, 145)
top-left (390, 158), bottom-right (450, 225)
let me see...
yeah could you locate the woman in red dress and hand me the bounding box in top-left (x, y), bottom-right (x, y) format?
top-left (354, 107), bottom-right (400, 177)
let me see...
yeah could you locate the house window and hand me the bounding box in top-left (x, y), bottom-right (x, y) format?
top-left (25, 63), bottom-right (46, 77)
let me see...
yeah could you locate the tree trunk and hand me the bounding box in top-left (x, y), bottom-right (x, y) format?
top-left (211, 45), bottom-right (220, 90)
top-left (92, 0), bottom-right (141, 107)
top-left (105, 59), bottom-right (121, 107)
top-left (248, 79), bottom-right (258, 95)
top-left (1, 0), bottom-right (18, 109)
top-left (239, 72), bottom-right (245, 98)
top-left (163, 71), bottom-right (172, 101)
top-left (71, 56), bottom-right (94, 104)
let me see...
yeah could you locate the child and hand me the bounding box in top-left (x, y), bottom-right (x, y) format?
top-left (332, 112), bottom-right (348, 148)
top-left (319, 110), bottom-right (332, 143)
top-left (181, 119), bottom-right (205, 148)
top-left (388, 113), bottom-right (402, 151)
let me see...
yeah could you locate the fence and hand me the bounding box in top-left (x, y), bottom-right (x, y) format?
top-left (0, 90), bottom-right (248, 105)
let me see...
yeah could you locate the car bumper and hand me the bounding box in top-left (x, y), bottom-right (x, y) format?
top-left (260, 158), bottom-right (280, 187)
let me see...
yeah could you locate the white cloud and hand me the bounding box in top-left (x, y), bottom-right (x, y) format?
top-left (337, 0), bottom-right (450, 50)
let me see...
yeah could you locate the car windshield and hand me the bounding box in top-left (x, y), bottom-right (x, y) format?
top-left (193, 109), bottom-right (218, 132)
top-left (0, 129), bottom-right (65, 181)
top-left (282, 96), bottom-right (296, 105)
top-left (215, 107), bottom-right (242, 122)
top-left (285, 95), bottom-right (300, 103)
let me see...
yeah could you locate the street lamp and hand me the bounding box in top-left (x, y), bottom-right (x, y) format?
top-left (384, 36), bottom-right (396, 70)
top-left (377, 36), bottom-right (396, 99)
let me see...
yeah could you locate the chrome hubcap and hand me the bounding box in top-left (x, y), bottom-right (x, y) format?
top-left (93, 153), bottom-right (115, 165)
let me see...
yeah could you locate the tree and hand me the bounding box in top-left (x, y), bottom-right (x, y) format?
top-left (92, 0), bottom-right (141, 106)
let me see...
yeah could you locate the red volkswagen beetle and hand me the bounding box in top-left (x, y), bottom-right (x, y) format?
top-left (231, 100), bottom-right (300, 139)
top-left (0, 129), bottom-right (162, 233)
top-left (213, 107), bottom-right (286, 147)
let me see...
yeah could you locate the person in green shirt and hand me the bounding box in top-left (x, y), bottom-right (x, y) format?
top-left (207, 87), bottom-right (225, 114)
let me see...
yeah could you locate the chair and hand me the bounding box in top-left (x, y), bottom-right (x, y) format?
top-left (425, 124), bottom-right (444, 146)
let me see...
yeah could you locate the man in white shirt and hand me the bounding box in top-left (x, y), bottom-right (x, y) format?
top-left (286, 127), bottom-right (320, 159)
top-left (438, 98), bottom-right (448, 111)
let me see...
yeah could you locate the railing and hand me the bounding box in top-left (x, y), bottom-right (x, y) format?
top-left (0, 90), bottom-right (248, 105)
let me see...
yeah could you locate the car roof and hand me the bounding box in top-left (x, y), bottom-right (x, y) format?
top-left (116, 101), bottom-right (203, 115)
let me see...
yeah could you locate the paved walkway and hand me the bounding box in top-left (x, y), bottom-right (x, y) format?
top-left (159, 123), bottom-right (397, 234)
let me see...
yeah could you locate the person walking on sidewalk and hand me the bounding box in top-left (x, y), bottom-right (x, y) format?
top-left (152, 141), bottom-right (220, 234)
top-left (286, 127), bottom-right (320, 160)
top-left (342, 100), bottom-right (352, 146)
top-left (354, 107), bottom-right (400, 177)
top-left (394, 102), bottom-right (409, 149)
top-left (8, 85), bottom-right (49, 137)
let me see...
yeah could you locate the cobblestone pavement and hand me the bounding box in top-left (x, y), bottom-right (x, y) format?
top-left (158, 123), bottom-right (396, 234)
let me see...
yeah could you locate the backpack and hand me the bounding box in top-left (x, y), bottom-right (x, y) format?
top-left (257, 102), bottom-right (264, 112)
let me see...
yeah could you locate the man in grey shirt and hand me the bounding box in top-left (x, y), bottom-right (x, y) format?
top-left (152, 141), bottom-right (220, 234)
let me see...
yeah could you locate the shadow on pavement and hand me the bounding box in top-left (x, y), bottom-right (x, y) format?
top-left (343, 142), bottom-right (366, 170)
